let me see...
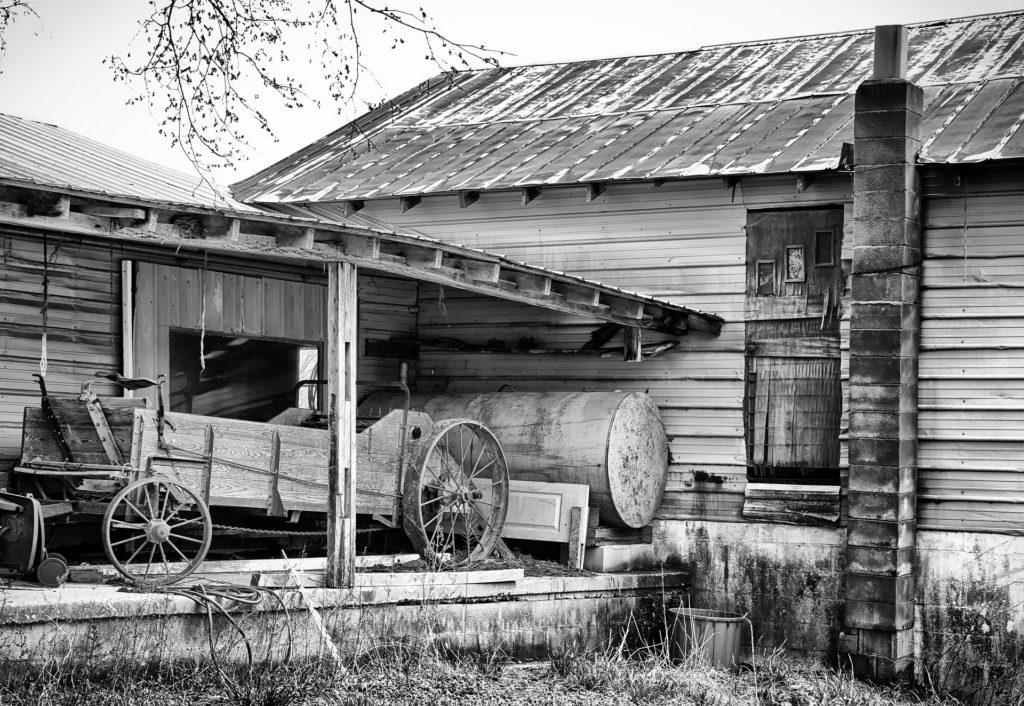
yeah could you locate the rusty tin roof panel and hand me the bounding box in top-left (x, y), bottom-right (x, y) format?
top-left (0, 113), bottom-right (260, 213)
top-left (234, 11), bottom-right (1024, 204)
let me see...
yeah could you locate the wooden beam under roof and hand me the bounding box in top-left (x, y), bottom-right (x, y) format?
top-left (0, 181), bottom-right (723, 337)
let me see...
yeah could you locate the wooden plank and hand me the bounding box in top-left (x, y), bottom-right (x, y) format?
top-left (586, 525), bottom-right (654, 547)
top-left (132, 261), bottom-right (159, 407)
top-left (624, 327), bottom-right (642, 362)
top-left (751, 337), bottom-right (840, 358)
top-left (501, 480), bottom-right (590, 543)
top-left (120, 260), bottom-right (134, 392)
top-left (327, 261), bottom-right (358, 588)
top-left (257, 567), bottom-right (524, 589)
top-left (567, 506), bottom-right (586, 570)
top-left (742, 483), bottom-right (841, 525)
top-left (68, 554), bottom-right (428, 584)
top-left (21, 400), bottom-right (145, 465)
top-left (134, 409), bottom-right (331, 508)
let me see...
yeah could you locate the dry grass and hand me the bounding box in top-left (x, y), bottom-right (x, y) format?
top-left (0, 645), bottom-right (961, 706)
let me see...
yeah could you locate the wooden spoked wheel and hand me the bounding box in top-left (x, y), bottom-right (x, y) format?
top-left (102, 476), bottom-right (212, 586)
top-left (403, 419), bottom-right (509, 568)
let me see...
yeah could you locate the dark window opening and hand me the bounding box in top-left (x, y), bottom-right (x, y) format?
top-left (815, 229), bottom-right (835, 266)
top-left (169, 331), bottom-right (319, 421)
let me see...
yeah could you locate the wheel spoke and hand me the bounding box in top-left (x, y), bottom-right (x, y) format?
top-left (158, 544), bottom-right (171, 578)
top-left (169, 517), bottom-right (203, 530)
top-left (165, 538), bottom-right (190, 564)
top-left (110, 519), bottom-right (147, 531)
top-left (419, 494), bottom-right (447, 509)
top-left (467, 479), bottom-right (505, 493)
top-left (470, 442), bottom-right (488, 476)
top-left (163, 504), bottom-right (186, 525)
top-left (141, 544), bottom-right (157, 581)
top-left (109, 533), bottom-right (149, 548)
top-left (123, 540), bottom-right (149, 567)
top-left (159, 486), bottom-right (171, 521)
top-left (168, 532), bottom-right (204, 544)
top-left (424, 455), bottom-right (447, 487)
top-left (469, 456), bottom-right (499, 480)
top-left (468, 503), bottom-right (498, 536)
top-left (458, 426), bottom-right (469, 469)
top-left (144, 487), bottom-right (158, 518)
top-left (123, 499), bottom-right (151, 522)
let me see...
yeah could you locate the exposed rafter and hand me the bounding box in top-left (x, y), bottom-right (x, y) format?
top-left (0, 181), bottom-right (723, 337)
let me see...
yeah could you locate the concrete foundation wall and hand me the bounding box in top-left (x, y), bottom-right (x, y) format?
top-left (654, 520), bottom-right (846, 658)
top-left (917, 531), bottom-right (1024, 699)
top-left (0, 574), bottom-right (681, 666)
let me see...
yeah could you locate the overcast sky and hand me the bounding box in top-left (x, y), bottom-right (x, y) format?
top-left (1, 0), bottom-right (1021, 186)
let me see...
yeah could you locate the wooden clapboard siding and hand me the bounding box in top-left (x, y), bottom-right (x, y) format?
top-left (919, 162), bottom-right (1024, 534)
top-left (0, 232), bottom-right (122, 460)
top-left (357, 174), bottom-right (853, 523)
top-left (132, 263), bottom-right (418, 410)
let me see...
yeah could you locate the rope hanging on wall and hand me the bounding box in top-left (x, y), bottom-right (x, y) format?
top-left (199, 268), bottom-right (207, 371)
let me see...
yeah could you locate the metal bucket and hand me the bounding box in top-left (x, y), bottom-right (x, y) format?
top-left (669, 607), bottom-right (746, 671)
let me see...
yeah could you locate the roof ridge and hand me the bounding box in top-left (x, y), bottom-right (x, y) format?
top-left (428, 9), bottom-right (1024, 74)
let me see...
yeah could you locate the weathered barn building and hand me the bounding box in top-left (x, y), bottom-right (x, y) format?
top-left (232, 11), bottom-right (1024, 685)
top-left (0, 110), bottom-right (717, 594)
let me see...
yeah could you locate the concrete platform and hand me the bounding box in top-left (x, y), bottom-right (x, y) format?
top-left (0, 569), bottom-right (687, 664)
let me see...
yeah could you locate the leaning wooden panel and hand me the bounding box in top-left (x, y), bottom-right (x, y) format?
top-left (502, 480), bottom-right (590, 543)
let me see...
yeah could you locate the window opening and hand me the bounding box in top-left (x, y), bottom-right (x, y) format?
top-left (169, 331), bottom-right (319, 421)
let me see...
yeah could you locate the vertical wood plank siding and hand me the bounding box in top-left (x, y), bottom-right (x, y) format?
top-left (0, 232), bottom-right (122, 460)
top-left (919, 162), bottom-right (1024, 534)
top-left (0, 232), bottom-right (418, 463)
top-left (132, 263), bottom-right (418, 409)
top-left (348, 175), bottom-right (853, 522)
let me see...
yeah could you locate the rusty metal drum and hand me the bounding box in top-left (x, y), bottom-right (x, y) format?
top-left (359, 391), bottom-right (668, 528)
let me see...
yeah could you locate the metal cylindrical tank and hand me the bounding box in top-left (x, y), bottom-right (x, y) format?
top-left (358, 391), bottom-right (668, 528)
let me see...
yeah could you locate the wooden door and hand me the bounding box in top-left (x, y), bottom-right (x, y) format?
top-left (744, 208), bottom-right (843, 486)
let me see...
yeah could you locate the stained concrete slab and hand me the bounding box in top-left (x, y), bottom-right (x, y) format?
top-left (0, 570), bottom-right (687, 664)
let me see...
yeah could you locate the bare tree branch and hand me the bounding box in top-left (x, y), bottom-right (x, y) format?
top-left (0, 0), bottom-right (36, 58)
top-left (106, 0), bottom-right (507, 174)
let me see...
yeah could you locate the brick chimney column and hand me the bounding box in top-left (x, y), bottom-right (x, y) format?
top-left (839, 25), bottom-right (922, 682)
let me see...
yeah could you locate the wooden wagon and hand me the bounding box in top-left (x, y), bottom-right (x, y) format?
top-left (3, 373), bottom-right (510, 585)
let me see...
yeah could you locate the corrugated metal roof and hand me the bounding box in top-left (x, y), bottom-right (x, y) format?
top-left (0, 113), bottom-right (260, 213)
top-left (234, 11), bottom-right (1024, 204)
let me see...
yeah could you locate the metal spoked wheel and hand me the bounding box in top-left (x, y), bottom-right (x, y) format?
top-left (101, 476), bottom-right (212, 586)
top-left (402, 419), bottom-right (509, 568)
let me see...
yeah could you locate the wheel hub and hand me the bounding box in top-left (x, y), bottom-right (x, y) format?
top-left (145, 520), bottom-right (171, 543)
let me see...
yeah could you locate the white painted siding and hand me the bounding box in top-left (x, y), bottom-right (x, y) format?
top-left (919, 163), bottom-right (1024, 534)
top-left (345, 174), bottom-right (854, 522)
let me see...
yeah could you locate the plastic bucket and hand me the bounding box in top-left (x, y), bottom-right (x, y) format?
top-left (669, 607), bottom-right (746, 671)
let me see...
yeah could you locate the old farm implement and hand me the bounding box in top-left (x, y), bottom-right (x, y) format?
top-left (0, 372), bottom-right (509, 586)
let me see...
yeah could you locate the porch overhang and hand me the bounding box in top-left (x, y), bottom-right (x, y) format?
top-left (0, 179), bottom-right (723, 336)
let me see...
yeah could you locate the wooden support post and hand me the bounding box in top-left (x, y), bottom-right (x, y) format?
top-left (120, 260), bottom-right (135, 396)
top-left (624, 327), bottom-right (643, 362)
top-left (458, 190), bottom-right (480, 208)
top-left (327, 261), bottom-right (358, 589)
top-left (521, 187), bottom-right (541, 206)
